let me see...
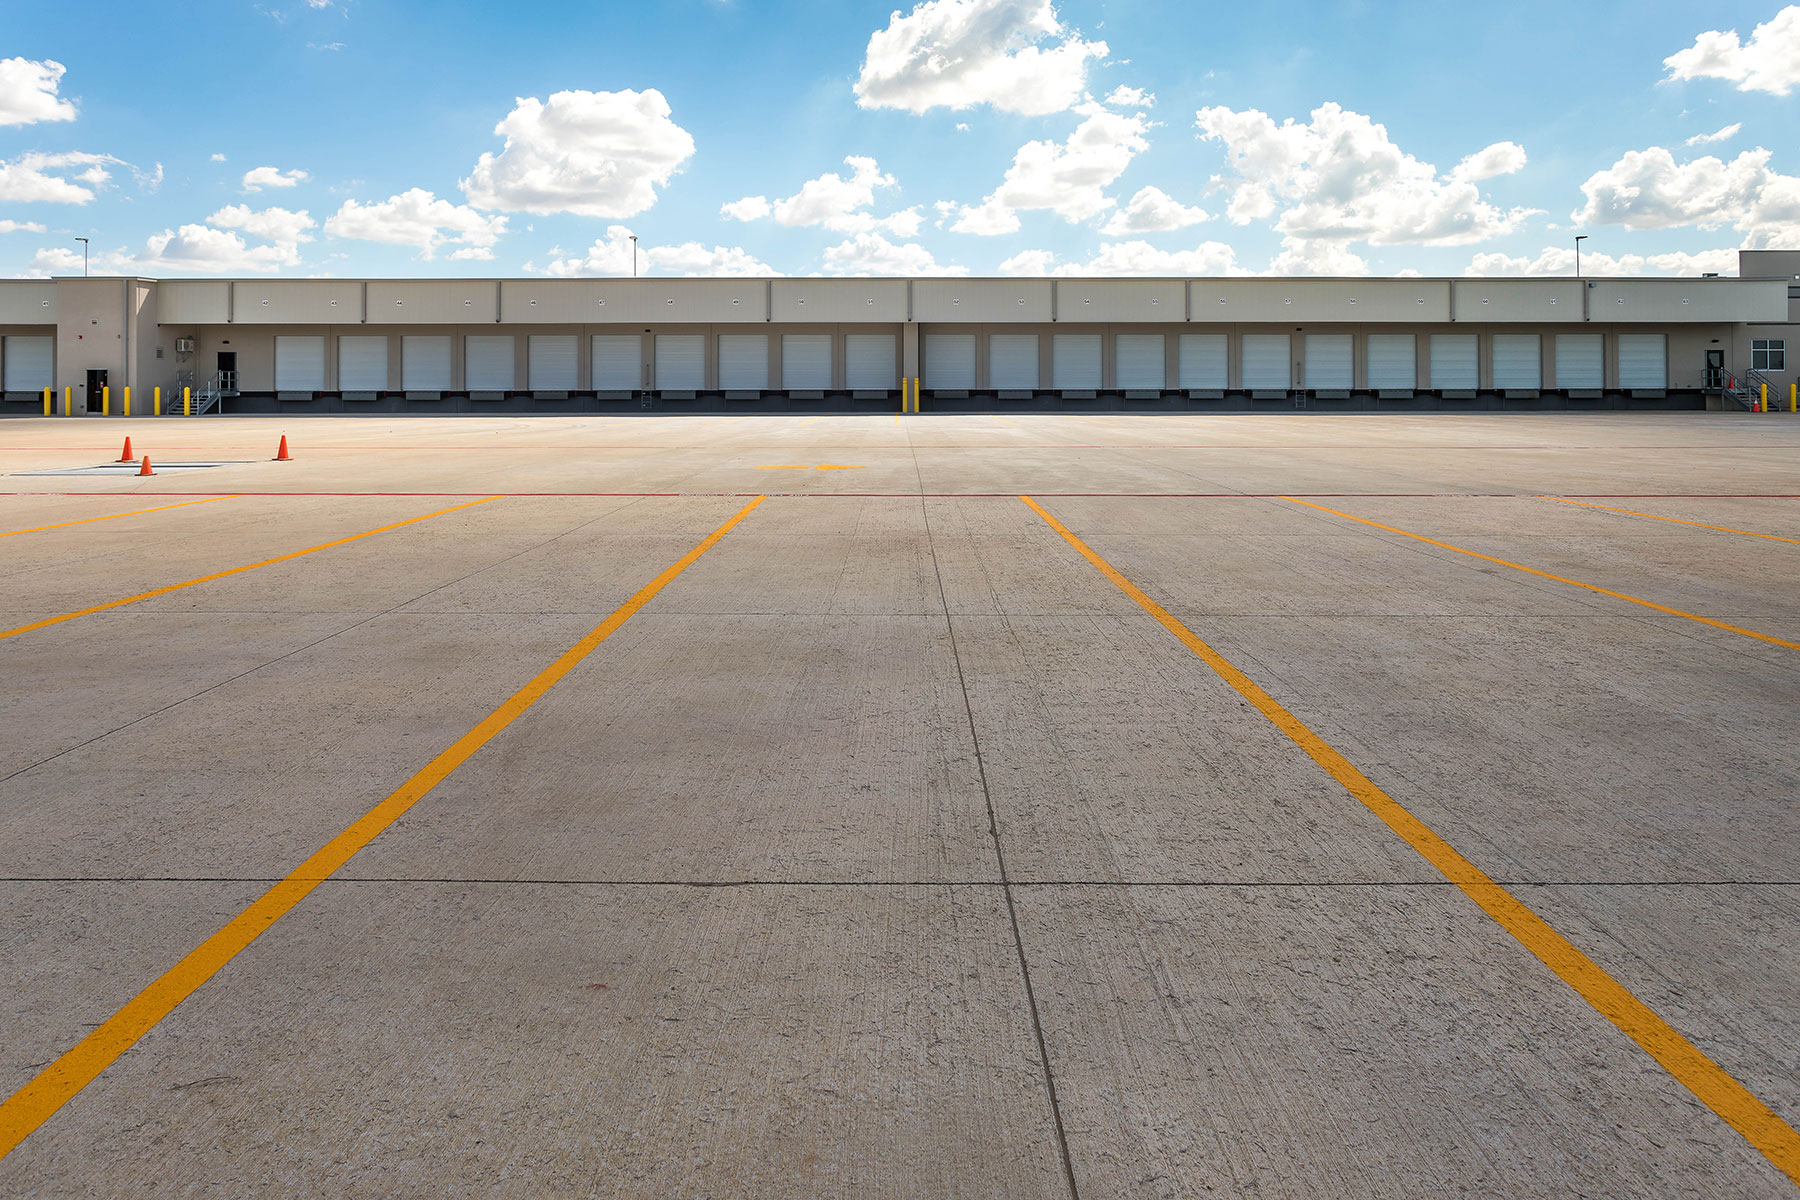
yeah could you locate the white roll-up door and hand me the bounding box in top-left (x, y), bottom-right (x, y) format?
top-left (1430, 334), bottom-right (1478, 389)
top-left (591, 335), bottom-right (640, 391)
top-left (1116, 334), bottom-right (1165, 389)
top-left (1241, 334), bottom-right (1291, 389)
top-left (1555, 334), bottom-right (1604, 388)
top-left (655, 335), bottom-right (705, 390)
top-left (1052, 334), bottom-right (1101, 389)
top-left (845, 334), bottom-right (896, 390)
top-left (1179, 334), bottom-right (1228, 389)
top-left (1617, 334), bottom-right (1667, 389)
top-left (338, 336), bottom-right (388, 392)
top-left (782, 334), bottom-right (832, 390)
top-left (528, 335), bottom-right (578, 390)
top-left (925, 333), bottom-right (975, 389)
top-left (718, 335), bottom-right (768, 390)
top-left (403, 336), bottom-right (452, 391)
top-left (989, 334), bottom-right (1039, 389)
top-left (1491, 334), bottom-right (1542, 389)
top-left (275, 336), bottom-right (326, 391)
top-left (1366, 334), bottom-right (1416, 390)
top-left (466, 336), bottom-right (515, 391)
top-left (1304, 334), bottom-right (1353, 389)
top-left (3, 336), bottom-right (53, 392)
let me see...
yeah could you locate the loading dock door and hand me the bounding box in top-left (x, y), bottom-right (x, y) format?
top-left (1179, 334), bottom-right (1228, 390)
top-left (1429, 334), bottom-right (1477, 390)
top-left (1241, 334), bottom-right (1291, 390)
top-left (989, 334), bottom-right (1039, 389)
top-left (1555, 334), bottom-right (1604, 389)
top-left (925, 334), bottom-right (975, 389)
top-left (1491, 334), bottom-right (1542, 389)
top-left (465, 336), bottom-right (516, 392)
top-left (718, 335), bottom-right (768, 391)
top-left (1304, 334), bottom-right (1353, 390)
top-left (1116, 334), bottom-right (1165, 390)
top-left (1366, 334), bottom-right (1416, 390)
top-left (1052, 334), bottom-right (1101, 389)
top-left (1617, 334), bottom-right (1667, 389)
top-left (403, 336), bottom-right (452, 391)
top-left (528, 335), bottom-right (578, 391)
top-left (782, 334), bottom-right (832, 390)
top-left (275, 336), bottom-right (326, 391)
top-left (845, 334), bottom-right (896, 390)
top-left (591, 336), bottom-right (640, 391)
top-left (338, 336), bottom-right (388, 392)
top-left (655, 335), bottom-right (705, 391)
top-left (3, 336), bottom-right (53, 393)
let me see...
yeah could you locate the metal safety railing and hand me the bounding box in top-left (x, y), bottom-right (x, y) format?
top-left (163, 371), bottom-right (226, 416)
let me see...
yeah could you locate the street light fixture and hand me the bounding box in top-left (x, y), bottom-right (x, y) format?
top-left (74, 237), bottom-right (88, 277)
top-left (1575, 235), bottom-right (1588, 279)
top-left (629, 234), bottom-right (638, 278)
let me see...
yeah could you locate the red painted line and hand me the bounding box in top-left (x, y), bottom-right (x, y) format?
top-left (5, 491), bottom-right (1799, 500)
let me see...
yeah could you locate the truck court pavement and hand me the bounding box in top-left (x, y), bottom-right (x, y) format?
top-left (1, 412), bottom-right (1797, 1197)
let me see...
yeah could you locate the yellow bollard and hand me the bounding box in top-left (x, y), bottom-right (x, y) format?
top-left (102, 385), bottom-right (109, 416)
top-left (42, 387), bottom-right (50, 416)
top-left (124, 385), bottom-right (131, 418)
top-left (1791, 383), bottom-right (1797, 413)
top-left (1761, 383), bottom-right (1769, 413)
top-left (154, 386), bottom-right (162, 416)
top-left (183, 386), bottom-right (191, 416)
top-left (63, 386), bottom-right (71, 416)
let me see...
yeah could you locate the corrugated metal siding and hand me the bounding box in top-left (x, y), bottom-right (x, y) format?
top-left (274, 336), bottom-right (326, 391)
top-left (915, 281), bottom-right (1052, 323)
top-left (370, 282), bottom-right (498, 324)
top-left (772, 281), bottom-right (907, 323)
top-left (591, 336), bottom-right (640, 391)
top-left (1617, 334), bottom-right (1667, 388)
top-left (1241, 334), bottom-right (1291, 389)
top-left (1179, 334), bottom-right (1228, 389)
top-left (782, 334), bottom-right (832, 389)
top-left (1304, 334), bottom-right (1353, 389)
top-left (1052, 334), bottom-right (1101, 389)
top-left (1491, 334), bottom-right (1542, 388)
top-left (528, 335), bottom-right (579, 390)
top-left (1429, 334), bottom-right (1478, 389)
top-left (237, 283), bottom-right (361, 324)
top-left (925, 334), bottom-right (976, 389)
top-left (1555, 334), bottom-right (1604, 388)
top-left (989, 334), bottom-right (1039, 389)
top-left (3, 336), bottom-right (53, 391)
top-left (845, 334), bottom-right (896, 390)
top-left (465, 335), bottom-right (516, 391)
top-left (155, 281), bottom-right (229, 325)
top-left (338, 336), bottom-right (388, 391)
top-left (718, 335), bottom-right (769, 390)
top-left (1115, 334), bottom-right (1165, 389)
top-left (403, 336), bottom-right (452, 391)
top-left (656, 335), bottom-right (705, 390)
top-left (1056, 281), bottom-right (1183, 322)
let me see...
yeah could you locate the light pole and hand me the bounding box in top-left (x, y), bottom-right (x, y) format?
top-left (1575, 235), bottom-right (1588, 278)
top-left (75, 237), bottom-right (88, 276)
top-left (629, 234), bottom-right (638, 278)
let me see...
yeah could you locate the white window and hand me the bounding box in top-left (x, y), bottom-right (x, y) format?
top-left (1753, 339), bottom-right (1786, 372)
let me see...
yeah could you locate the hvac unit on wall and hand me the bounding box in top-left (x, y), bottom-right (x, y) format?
top-left (174, 338), bottom-right (195, 353)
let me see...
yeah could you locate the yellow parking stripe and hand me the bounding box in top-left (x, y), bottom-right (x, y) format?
top-left (0, 496), bottom-right (239, 540)
top-left (1547, 496), bottom-right (1800, 545)
top-left (0, 498), bottom-right (502, 642)
top-left (1286, 497), bottom-right (1800, 654)
top-left (0, 496), bottom-right (764, 1160)
top-left (1020, 494), bottom-right (1800, 1185)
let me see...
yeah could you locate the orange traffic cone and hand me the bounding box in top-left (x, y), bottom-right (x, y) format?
top-left (137, 455), bottom-right (155, 477)
top-left (117, 436), bottom-right (134, 462)
top-left (275, 435), bottom-right (292, 461)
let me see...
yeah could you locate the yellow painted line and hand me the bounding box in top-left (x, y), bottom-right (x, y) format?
top-left (1020, 494), bottom-right (1800, 1184)
top-left (0, 495), bottom-right (239, 539)
top-left (796, 415), bottom-right (828, 427)
top-left (0, 496), bottom-right (764, 1160)
top-left (1286, 497), bottom-right (1800, 655)
top-left (0, 497), bottom-right (502, 642)
top-left (753, 464), bottom-right (865, 471)
top-left (989, 415), bottom-right (1026, 428)
top-left (1547, 496), bottom-right (1800, 546)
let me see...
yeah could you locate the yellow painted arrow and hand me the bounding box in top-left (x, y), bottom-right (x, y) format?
top-left (755, 464), bottom-right (866, 470)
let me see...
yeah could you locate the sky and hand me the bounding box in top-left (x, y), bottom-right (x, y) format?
top-left (1, 0), bottom-right (1797, 279)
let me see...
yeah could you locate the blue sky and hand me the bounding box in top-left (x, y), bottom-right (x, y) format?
top-left (2, 0), bottom-right (1796, 278)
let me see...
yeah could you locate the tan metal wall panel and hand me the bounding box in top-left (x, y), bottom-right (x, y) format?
top-left (155, 281), bottom-right (229, 324)
top-left (1450, 280), bottom-right (1584, 323)
top-left (545, 279), bottom-right (768, 324)
top-left (914, 280), bottom-right (1052, 323)
top-left (771, 279), bottom-right (908, 323)
top-left (1589, 280), bottom-right (1787, 323)
top-left (368, 281), bottom-right (498, 324)
top-left (1192, 280), bottom-right (1450, 323)
top-left (1054, 280), bottom-right (1183, 323)
top-left (0, 282), bottom-right (57, 323)
top-left (234, 280), bottom-right (362, 324)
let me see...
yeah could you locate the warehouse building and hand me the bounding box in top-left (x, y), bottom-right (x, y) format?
top-left (2, 251), bottom-right (1794, 415)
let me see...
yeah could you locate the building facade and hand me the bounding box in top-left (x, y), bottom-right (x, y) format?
top-left (3, 251), bottom-right (1795, 415)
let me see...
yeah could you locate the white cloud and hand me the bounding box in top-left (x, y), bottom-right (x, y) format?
top-left (999, 239), bottom-right (1242, 276)
top-left (854, 0), bottom-right (1107, 115)
top-left (1196, 103), bottom-right (1537, 252)
top-left (208, 203), bottom-right (316, 253)
top-left (23, 204), bottom-right (316, 276)
top-left (723, 156), bottom-right (921, 236)
top-left (652, 241), bottom-right (775, 276)
top-left (820, 231), bottom-right (968, 275)
top-left (448, 246), bottom-right (495, 261)
top-left (463, 89), bottom-right (695, 217)
top-left (1466, 246), bottom-right (1741, 277)
top-left (210, 152), bottom-right (228, 162)
top-left (1685, 123), bottom-right (1742, 146)
top-left (324, 188), bottom-right (508, 259)
top-left (242, 165), bottom-right (309, 191)
top-left (0, 57), bottom-right (77, 126)
top-left (0, 151), bottom-right (123, 204)
top-left (1100, 185), bottom-right (1208, 235)
top-left (1267, 236), bottom-right (1369, 275)
top-left (0, 218), bottom-right (47, 234)
top-left (1104, 85), bottom-right (1154, 108)
top-left (1663, 6), bottom-right (1800, 96)
top-left (1572, 146), bottom-right (1800, 248)
top-left (948, 105), bottom-right (1149, 234)
top-left (535, 225), bottom-right (771, 277)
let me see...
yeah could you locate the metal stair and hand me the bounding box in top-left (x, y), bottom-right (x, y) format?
top-left (163, 371), bottom-right (227, 416)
